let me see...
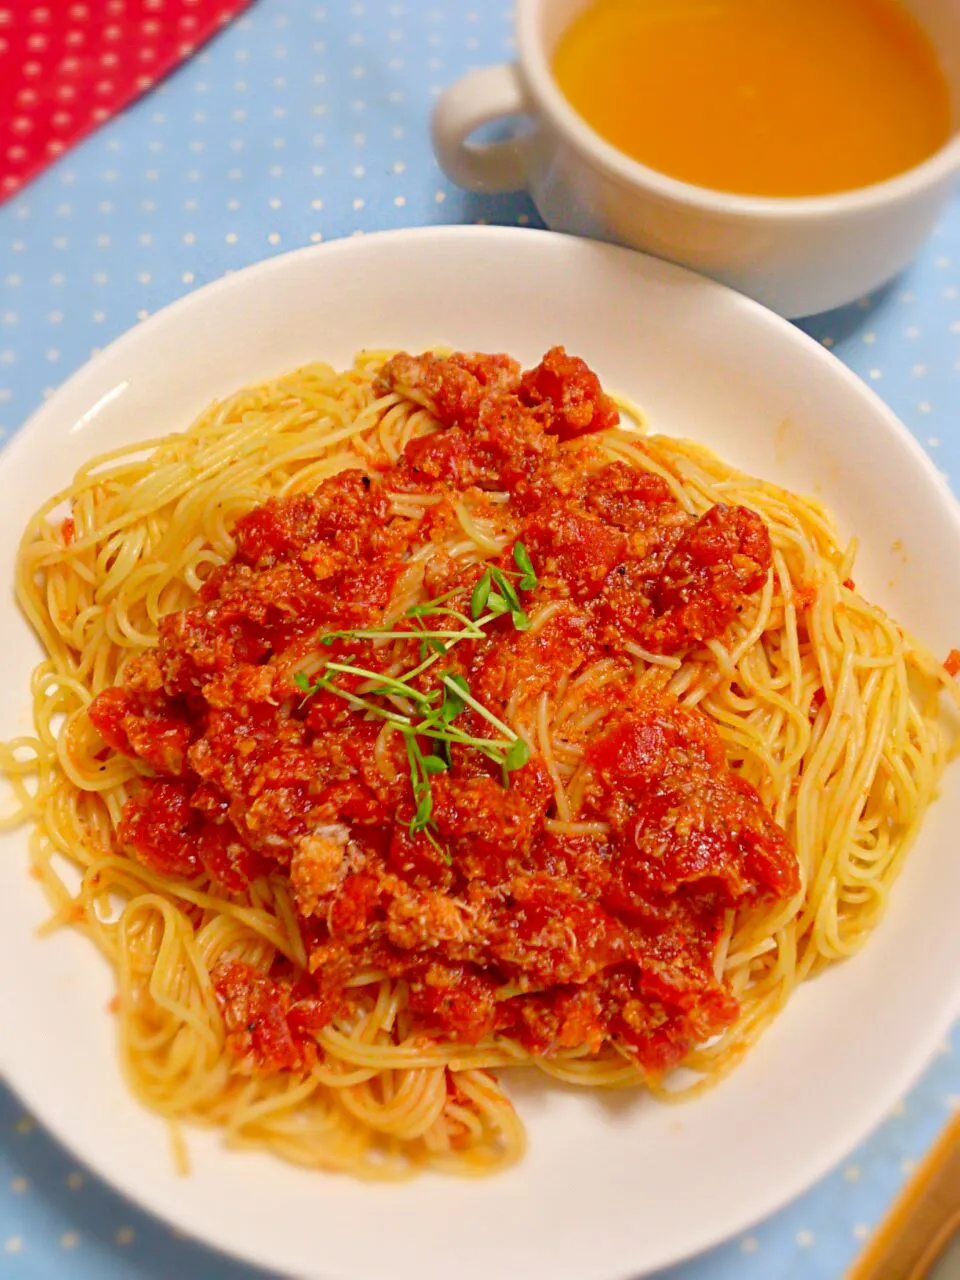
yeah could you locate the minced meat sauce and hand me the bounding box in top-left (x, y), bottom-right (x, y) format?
top-left (89, 348), bottom-right (799, 1078)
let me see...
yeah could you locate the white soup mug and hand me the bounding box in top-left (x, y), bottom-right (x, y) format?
top-left (431, 0), bottom-right (960, 318)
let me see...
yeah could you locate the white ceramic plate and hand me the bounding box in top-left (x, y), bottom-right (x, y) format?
top-left (2, 226), bottom-right (960, 1280)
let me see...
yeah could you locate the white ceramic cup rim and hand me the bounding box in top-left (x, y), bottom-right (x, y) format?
top-left (516, 0), bottom-right (960, 220)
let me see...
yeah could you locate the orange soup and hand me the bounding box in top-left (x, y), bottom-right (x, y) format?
top-left (552, 0), bottom-right (952, 197)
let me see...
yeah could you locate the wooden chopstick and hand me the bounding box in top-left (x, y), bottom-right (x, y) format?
top-left (847, 1109), bottom-right (960, 1280)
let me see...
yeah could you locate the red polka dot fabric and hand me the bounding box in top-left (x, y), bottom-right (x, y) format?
top-left (0, 0), bottom-right (253, 205)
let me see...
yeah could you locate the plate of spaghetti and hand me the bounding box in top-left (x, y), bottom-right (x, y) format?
top-left (1, 226), bottom-right (960, 1280)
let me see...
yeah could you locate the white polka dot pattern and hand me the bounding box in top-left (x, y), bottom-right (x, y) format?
top-left (0, 2), bottom-right (959, 1278)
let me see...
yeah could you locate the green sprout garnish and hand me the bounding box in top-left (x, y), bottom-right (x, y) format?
top-left (293, 542), bottom-right (539, 856)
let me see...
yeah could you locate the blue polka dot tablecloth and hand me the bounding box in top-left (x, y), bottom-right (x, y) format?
top-left (1, 1), bottom-right (959, 1277)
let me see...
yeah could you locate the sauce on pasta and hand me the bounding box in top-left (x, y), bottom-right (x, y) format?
top-left (88, 348), bottom-right (798, 1078)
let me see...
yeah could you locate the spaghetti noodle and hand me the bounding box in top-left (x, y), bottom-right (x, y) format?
top-left (2, 346), bottom-right (957, 1179)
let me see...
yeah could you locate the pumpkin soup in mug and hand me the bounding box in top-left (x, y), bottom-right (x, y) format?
top-left (553, 0), bottom-right (951, 197)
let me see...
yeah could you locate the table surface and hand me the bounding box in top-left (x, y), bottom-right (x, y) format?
top-left (1, 1), bottom-right (959, 1277)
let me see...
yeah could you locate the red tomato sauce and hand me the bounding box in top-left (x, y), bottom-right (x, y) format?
top-left (88, 348), bottom-right (799, 1078)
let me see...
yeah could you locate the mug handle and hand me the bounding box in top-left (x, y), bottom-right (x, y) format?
top-left (431, 64), bottom-right (534, 194)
